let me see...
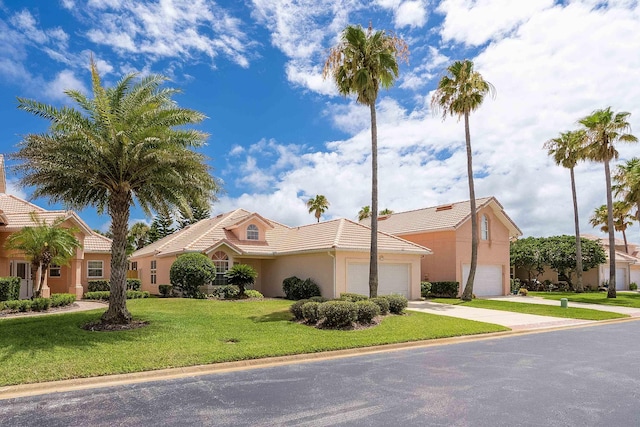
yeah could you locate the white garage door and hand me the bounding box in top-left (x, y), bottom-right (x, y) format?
top-left (630, 269), bottom-right (640, 287)
top-left (347, 263), bottom-right (410, 298)
top-left (603, 267), bottom-right (627, 290)
top-left (462, 264), bottom-right (503, 296)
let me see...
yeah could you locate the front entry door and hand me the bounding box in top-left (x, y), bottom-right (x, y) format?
top-left (14, 261), bottom-right (32, 299)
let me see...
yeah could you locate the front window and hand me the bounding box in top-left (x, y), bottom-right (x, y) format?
top-left (481, 215), bottom-right (489, 241)
top-left (88, 260), bottom-right (104, 278)
top-left (49, 264), bottom-right (61, 277)
top-left (131, 261), bottom-right (138, 271)
top-left (212, 251), bottom-right (229, 285)
top-left (150, 260), bottom-right (157, 285)
top-left (247, 224), bottom-right (259, 240)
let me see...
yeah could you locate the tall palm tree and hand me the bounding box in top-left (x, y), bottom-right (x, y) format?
top-left (358, 206), bottom-right (371, 221)
top-left (5, 213), bottom-right (81, 298)
top-left (306, 195), bottom-right (330, 223)
top-left (544, 130), bottom-right (587, 292)
top-left (589, 202), bottom-right (635, 254)
top-left (431, 59), bottom-right (495, 301)
top-left (614, 157), bottom-right (640, 222)
top-left (13, 60), bottom-right (219, 324)
top-left (324, 24), bottom-right (408, 297)
top-left (580, 107), bottom-right (638, 298)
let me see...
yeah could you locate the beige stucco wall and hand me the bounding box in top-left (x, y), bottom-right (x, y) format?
top-left (260, 252), bottom-right (334, 297)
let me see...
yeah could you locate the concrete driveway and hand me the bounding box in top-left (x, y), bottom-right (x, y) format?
top-left (408, 300), bottom-right (594, 331)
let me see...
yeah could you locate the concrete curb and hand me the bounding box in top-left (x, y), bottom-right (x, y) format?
top-left (2, 316), bottom-right (639, 401)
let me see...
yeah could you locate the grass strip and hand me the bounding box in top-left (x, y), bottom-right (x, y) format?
top-left (529, 291), bottom-right (640, 308)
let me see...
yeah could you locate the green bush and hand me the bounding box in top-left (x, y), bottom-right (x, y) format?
top-left (420, 281), bottom-right (432, 298)
top-left (31, 298), bottom-right (50, 312)
top-left (244, 290), bottom-right (264, 299)
top-left (88, 280), bottom-right (110, 292)
top-left (282, 276), bottom-right (321, 300)
top-left (4, 300), bottom-right (22, 311)
top-left (302, 301), bottom-right (321, 324)
top-left (370, 297), bottom-right (390, 315)
top-left (127, 290), bottom-right (150, 299)
top-left (126, 279), bottom-right (142, 291)
top-left (630, 282), bottom-right (638, 291)
top-left (211, 285), bottom-right (240, 300)
top-left (339, 293), bottom-right (369, 302)
top-left (308, 296), bottom-right (328, 303)
top-left (225, 264), bottom-right (257, 296)
top-left (158, 284), bottom-right (173, 297)
top-left (84, 291), bottom-right (110, 300)
top-left (289, 299), bottom-right (309, 320)
top-left (318, 300), bottom-right (357, 328)
top-left (169, 253), bottom-right (217, 298)
top-left (428, 281), bottom-right (459, 298)
top-left (383, 295), bottom-right (408, 314)
top-left (50, 293), bottom-right (76, 307)
top-left (355, 300), bottom-right (380, 324)
top-left (0, 277), bottom-right (21, 301)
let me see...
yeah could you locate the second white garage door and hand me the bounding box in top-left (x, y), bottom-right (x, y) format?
top-left (347, 263), bottom-right (410, 298)
top-left (462, 264), bottom-right (503, 296)
top-left (603, 267), bottom-right (627, 290)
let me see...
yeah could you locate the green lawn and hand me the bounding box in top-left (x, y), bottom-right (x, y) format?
top-left (529, 291), bottom-right (640, 308)
top-left (430, 298), bottom-right (627, 321)
top-left (0, 298), bottom-right (507, 386)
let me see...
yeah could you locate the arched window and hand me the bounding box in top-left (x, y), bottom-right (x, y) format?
top-left (481, 214), bottom-right (489, 241)
top-left (212, 251), bottom-right (229, 285)
top-left (247, 224), bottom-right (259, 240)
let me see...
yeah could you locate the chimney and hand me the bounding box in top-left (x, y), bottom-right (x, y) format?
top-left (0, 155), bottom-right (5, 194)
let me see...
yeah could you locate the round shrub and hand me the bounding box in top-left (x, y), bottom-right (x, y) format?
top-left (308, 296), bottom-right (328, 303)
top-left (355, 300), bottom-right (380, 324)
top-left (18, 300), bottom-right (32, 312)
top-left (318, 300), bottom-right (358, 328)
top-left (420, 281), bottom-right (432, 298)
top-left (244, 289), bottom-right (264, 299)
top-left (31, 297), bottom-right (50, 312)
top-left (383, 295), bottom-right (408, 314)
top-left (158, 284), bottom-right (173, 298)
top-left (302, 301), bottom-right (321, 324)
top-left (370, 297), bottom-right (390, 315)
top-left (50, 293), bottom-right (76, 307)
top-left (212, 285), bottom-right (240, 299)
top-left (339, 293), bottom-right (369, 302)
top-left (282, 276), bottom-right (321, 300)
top-left (289, 299), bottom-right (309, 320)
top-left (169, 253), bottom-right (217, 299)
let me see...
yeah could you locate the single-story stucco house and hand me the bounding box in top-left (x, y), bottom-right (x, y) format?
top-left (361, 197), bottom-right (522, 296)
top-left (0, 155), bottom-right (112, 299)
top-left (129, 209), bottom-right (432, 299)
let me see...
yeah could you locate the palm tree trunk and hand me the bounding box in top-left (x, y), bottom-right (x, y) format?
top-left (570, 167), bottom-right (584, 293)
top-left (369, 102), bottom-right (379, 298)
top-left (462, 112), bottom-right (477, 301)
top-left (32, 264), bottom-right (41, 298)
top-left (622, 229), bottom-right (629, 254)
top-left (605, 160), bottom-right (616, 298)
top-left (102, 189), bottom-right (133, 324)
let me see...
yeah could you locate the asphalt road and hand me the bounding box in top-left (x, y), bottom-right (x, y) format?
top-left (2, 321), bottom-right (640, 426)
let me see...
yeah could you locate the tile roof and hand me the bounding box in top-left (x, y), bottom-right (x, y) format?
top-left (83, 232), bottom-right (113, 253)
top-left (361, 197), bottom-right (522, 237)
top-left (131, 209), bottom-right (431, 259)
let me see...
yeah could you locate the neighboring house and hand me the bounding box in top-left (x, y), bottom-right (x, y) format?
top-left (130, 209), bottom-right (431, 299)
top-left (0, 155), bottom-right (112, 299)
top-left (361, 197), bottom-right (522, 296)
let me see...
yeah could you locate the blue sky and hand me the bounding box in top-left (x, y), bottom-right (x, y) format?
top-left (1, 0), bottom-right (640, 240)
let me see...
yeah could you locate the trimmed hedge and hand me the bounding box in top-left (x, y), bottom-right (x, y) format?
top-left (0, 277), bottom-right (21, 301)
top-left (421, 281), bottom-right (431, 298)
top-left (84, 290), bottom-right (150, 300)
top-left (50, 293), bottom-right (76, 307)
top-left (282, 276), bottom-right (321, 300)
top-left (339, 293), bottom-right (369, 302)
top-left (88, 279), bottom-right (142, 292)
top-left (318, 300), bottom-right (358, 328)
top-left (1, 294), bottom-right (76, 313)
top-left (428, 281), bottom-right (459, 298)
top-left (370, 297), bottom-right (390, 315)
top-left (355, 300), bottom-right (380, 324)
top-left (31, 298), bottom-right (50, 312)
top-left (301, 301), bottom-right (321, 324)
top-left (382, 295), bottom-right (408, 314)
top-left (244, 290), bottom-right (264, 299)
top-left (289, 299), bottom-right (309, 320)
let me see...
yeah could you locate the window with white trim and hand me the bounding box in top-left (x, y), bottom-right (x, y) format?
top-left (481, 214), bottom-right (489, 241)
top-left (150, 260), bottom-right (157, 285)
top-left (247, 224), bottom-right (259, 240)
top-left (212, 251), bottom-right (229, 285)
top-left (88, 260), bottom-right (104, 278)
top-left (49, 264), bottom-right (61, 277)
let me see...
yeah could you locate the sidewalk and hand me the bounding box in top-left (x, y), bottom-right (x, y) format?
top-left (408, 300), bottom-right (594, 331)
top-left (487, 295), bottom-right (640, 317)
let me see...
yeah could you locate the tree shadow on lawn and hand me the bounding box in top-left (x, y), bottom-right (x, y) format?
top-left (249, 310), bottom-right (292, 323)
top-left (0, 309), bottom-right (149, 365)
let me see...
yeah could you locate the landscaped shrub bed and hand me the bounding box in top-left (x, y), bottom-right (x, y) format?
top-left (88, 279), bottom-right (142, 292)
top-left (291, 294), bottom-right (408, 329)
top-left (84, 291), bottom-right (150, 300)
top-left (425, 281), bottom-right (459, 298)
top-left (0, 293), bottom-right (76, 314)
top-left (0, 277), bottom-right (21, 301)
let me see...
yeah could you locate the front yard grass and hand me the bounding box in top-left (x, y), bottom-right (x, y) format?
top-left (0, 298), bottom-right (507, 386)
top-left (431, 298), bottom-right (627, 321)
top-left (529, 291), bottom-right (640, 308)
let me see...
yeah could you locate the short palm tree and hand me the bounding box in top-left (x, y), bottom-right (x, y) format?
top-left (614, 157), bottom-right (640, 222)
top-left (128, 222), bottom-right (151, 251)
top-left (324, 24), bottom-right (408, 297)
top-left (306, 195), bottom-right (330, 223)
top-left (580, 107), bottom-right (638, 298)
top-left (589, 202), bottom-right (635, 254)
top-left (544, 130), bottom-right (587, 292)
top-left (431, 59), bottom-right (495, 301)
top-left (358, 206), bottom-right (371, 221)
top-left (13, 60), bottom-right (219, 324)
top-left (5, 213), bottom-right (81, 298)
top-left (379, 208), bottom-right (393, 215)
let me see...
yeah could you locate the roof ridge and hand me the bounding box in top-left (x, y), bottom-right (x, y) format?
top-left (186, 210), bottom-right (241, 249)
top-left (333, 218), bottom-right (345, 247)
top-left (384, 196), bottom-right (494, 217)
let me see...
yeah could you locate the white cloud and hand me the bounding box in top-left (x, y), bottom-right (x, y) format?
top-left (394, 1), bottom-right (428, 28)
top-left (5, 180), bottom-right (27, 200)
top-left (10, 9), bottom-right (48, 43)
top-left (44, 69), bottom-right (87, 100)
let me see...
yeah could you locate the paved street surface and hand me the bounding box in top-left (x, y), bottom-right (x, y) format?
top-left (2, 321), bottom-right (640, 426)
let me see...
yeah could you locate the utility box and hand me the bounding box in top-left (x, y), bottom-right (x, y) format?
top-left (560, 298), bottom-right (568, 308)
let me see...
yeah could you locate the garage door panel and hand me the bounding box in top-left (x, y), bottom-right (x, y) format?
top-left (462, 264), bottom-right (503, 297)
top-left (347, 263), bottom-right (409, 298)
top-left (603, 267), bottom-right (628, 290)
